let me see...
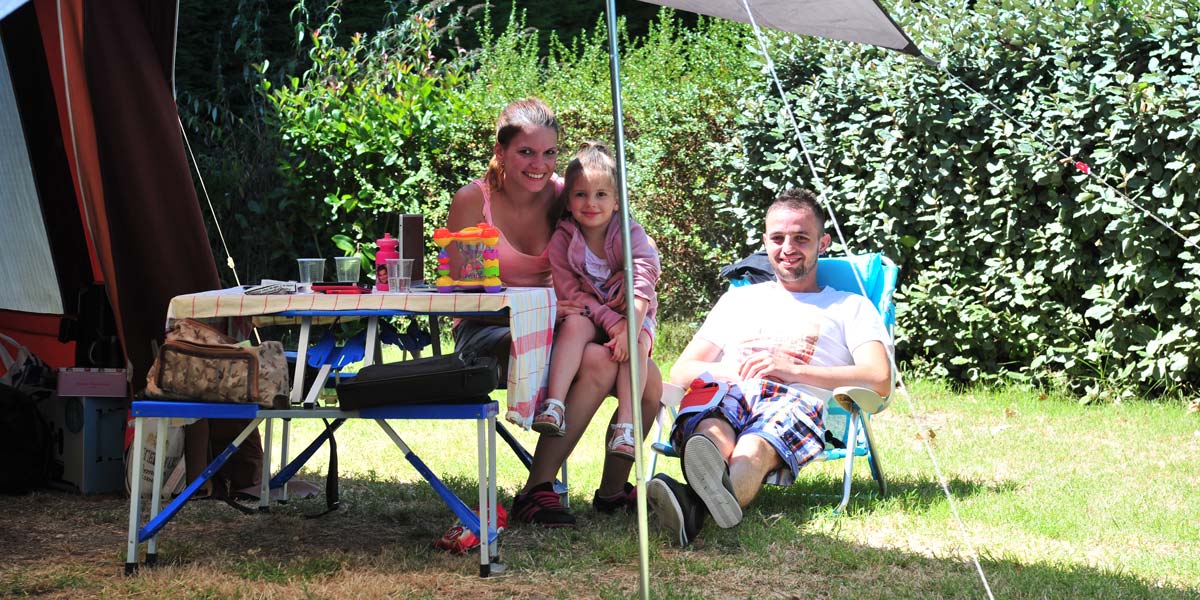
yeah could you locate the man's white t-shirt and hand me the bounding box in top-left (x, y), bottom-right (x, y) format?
top-left (695, 282), bottom-right (891, 400)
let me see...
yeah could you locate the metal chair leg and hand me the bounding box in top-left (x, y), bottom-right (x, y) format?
top-left (835, 409), bottom-right (859, 513)
top-left (860, 412), bottom-right (887, 496)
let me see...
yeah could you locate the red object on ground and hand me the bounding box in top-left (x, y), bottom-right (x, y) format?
top-left (433, 505), bottom-right (509, 554)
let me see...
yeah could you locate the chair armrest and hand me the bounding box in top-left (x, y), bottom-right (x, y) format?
top-left (832, 386), bottom-right (889, 414)
top-left (661, 383), bottom-right (686, 408)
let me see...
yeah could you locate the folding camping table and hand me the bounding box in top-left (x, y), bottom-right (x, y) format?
top-left (124, 286), bottom-right (556, 577)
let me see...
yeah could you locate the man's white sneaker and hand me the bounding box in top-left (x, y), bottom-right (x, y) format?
top-left (682, 434), bottom-right (742, 528)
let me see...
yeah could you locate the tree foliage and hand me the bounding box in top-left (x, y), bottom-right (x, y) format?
top-left (724, 1), bottom-right (1200, 397)
top-left (177, 0), bottom-right (1200, 397)
top-left (262, 1), bottom-right (469, 264)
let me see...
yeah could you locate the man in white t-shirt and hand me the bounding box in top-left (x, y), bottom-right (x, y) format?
top-left (647, 188), bottom-right (893, 546)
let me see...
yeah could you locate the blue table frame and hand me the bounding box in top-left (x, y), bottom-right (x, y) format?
top-left (124, 294), bottom-right (560, 577)
top-left (125, 400), bottom-right (500, 576)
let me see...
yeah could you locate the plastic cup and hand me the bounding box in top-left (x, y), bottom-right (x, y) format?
top-left (386, 258), bottom-right (414, 293)
top-left (334, 256), bottom-right (361, 283)
top-left (297, 258), bottom-right (325, 292)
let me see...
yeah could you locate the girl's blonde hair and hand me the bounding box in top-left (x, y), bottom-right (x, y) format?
top-left (561, 140), bottom-right (618, 206)
top-left (484, 98), bottom-right (560, 191)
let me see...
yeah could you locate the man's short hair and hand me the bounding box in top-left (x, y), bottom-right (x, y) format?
top-left (767, 188), bottom-right (826, 230)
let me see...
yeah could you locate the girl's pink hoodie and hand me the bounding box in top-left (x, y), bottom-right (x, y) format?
top-left (548, 215), bottom-right (660, 341)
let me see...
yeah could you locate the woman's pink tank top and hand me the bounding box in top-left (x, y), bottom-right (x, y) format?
top-left (473, 178), bottom-right (558, 288)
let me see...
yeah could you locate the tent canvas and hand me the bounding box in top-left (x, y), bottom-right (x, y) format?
top-left (0, 41), bottom-right (61, 316)
top-left (638, 0), bottom-right (920, 55)
top-left (0, 0), bottom-right (218, 383)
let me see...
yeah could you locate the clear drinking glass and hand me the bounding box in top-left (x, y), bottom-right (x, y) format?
top-left (386, 258), bottom-right (414, 292)
top-left (334, 256), bottom-right (361, 283)
top-left (297, 258), bottom-right (326, 292)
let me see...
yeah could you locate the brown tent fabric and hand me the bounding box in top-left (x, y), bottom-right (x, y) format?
top-left (82, 0), bottom-right (221, 385)
top-left (28, 0), bottom-right (258, 482)
top-left (34, 0), bottom-right (221, 385)
top-left (34, 0), bottom-right (108, 289)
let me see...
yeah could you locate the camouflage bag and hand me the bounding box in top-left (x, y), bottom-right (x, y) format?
top-left (145, 319), bottom-right (289, 409)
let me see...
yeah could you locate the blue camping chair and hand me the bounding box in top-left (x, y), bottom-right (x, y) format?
top-left (651, 252), bottom-right (898, 512)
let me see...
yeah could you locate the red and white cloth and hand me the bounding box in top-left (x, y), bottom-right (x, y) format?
top-left (164, 286), bottom-right (556, 427)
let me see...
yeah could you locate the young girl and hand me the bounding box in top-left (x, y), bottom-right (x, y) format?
top-left (533, 142), bottom-right (660, 461)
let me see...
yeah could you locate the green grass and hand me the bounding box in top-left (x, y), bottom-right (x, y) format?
top-left (2, 376), bottom-right (1197, 598)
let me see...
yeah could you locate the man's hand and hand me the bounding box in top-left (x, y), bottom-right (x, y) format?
top-left (606, 329), bottom-right (630, 362)
top-left (737, 349), bottom-right (804, 382)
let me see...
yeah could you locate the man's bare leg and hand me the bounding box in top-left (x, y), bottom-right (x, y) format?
top-left (687, 418), bottom-right (784, 510)
top-left (727, 434), bottom-right (782, 508)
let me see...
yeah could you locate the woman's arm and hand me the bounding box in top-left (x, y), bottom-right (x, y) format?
top-left (447, 182), bottom-right (485, 279)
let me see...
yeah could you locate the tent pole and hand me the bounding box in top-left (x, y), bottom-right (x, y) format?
top-left (604, 2), bottom-right (651, 598)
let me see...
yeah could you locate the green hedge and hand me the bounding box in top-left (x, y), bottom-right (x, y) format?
top-left (258, 7), bottom-right (757, 305)
top-left (722, 2), bottom-right (1199, 396)
top-left (260, 4), bottom-right (469, 271)
top-left (449, 10), bottom-right (758, 317)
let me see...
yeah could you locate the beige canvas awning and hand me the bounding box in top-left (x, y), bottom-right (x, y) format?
top-left (638, 0), bottom-right (921, 55)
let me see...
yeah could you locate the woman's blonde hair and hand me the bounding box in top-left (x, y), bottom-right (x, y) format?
top-left (561, 141), bottom-right (618, 208)
top-left (484, 98), bottom-right (560, 191)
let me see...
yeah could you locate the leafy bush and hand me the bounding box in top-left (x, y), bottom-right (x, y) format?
top-left (722, 1), bottom-right (1200, 396)
top-left (261, 2), bottom-right (472, 276)
top-left (446, 10), bottom-right (758, 319)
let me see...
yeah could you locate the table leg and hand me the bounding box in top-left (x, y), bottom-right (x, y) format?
top-left (138, 418), bottom-right (265, 543)
top-left (124, 417), bottom-right (145, 575)
top-left (477, 417), bottom-right (489, 577)
top-left (375, 420), bottom-right (481, 538)
top-left (291, 316), bottom-right (313, 406)
top-left (145, 417), bottom-right (168, 567)
top-left (364, 316), bottom-right (379, 366)
top-left (488, 413), bottom-right (502, 569)
top-left (304, 364), bottom-right (332, 406)
top-left (280, 418), bottom-right (291, 502)
top-left (260, 418), bottom-right (273, 512)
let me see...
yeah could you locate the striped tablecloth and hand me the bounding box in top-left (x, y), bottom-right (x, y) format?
top-left (165, 287), bottom-right (557, 427)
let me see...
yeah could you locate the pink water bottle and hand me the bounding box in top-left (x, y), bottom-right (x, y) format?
top-left (375, 232), bottom-right (400, 291)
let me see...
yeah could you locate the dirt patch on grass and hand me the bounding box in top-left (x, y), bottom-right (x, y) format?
top-left (5, 472), bottom-right (1198, 599)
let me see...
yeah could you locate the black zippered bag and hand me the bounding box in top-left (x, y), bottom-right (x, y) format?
top-left (335, 352), bottom-right (499, 410)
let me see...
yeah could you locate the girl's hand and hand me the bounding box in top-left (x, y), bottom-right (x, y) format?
top-left (606, 330), bottom-right (630, 362)
top-left (557, 299), bottom-right (586, 319)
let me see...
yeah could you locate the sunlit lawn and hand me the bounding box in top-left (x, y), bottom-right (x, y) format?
top-left (3, 373), bottom-right (1197, 599)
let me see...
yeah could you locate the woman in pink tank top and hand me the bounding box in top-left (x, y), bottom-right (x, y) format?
top-left (447, 98), bottom-right (663, 527)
